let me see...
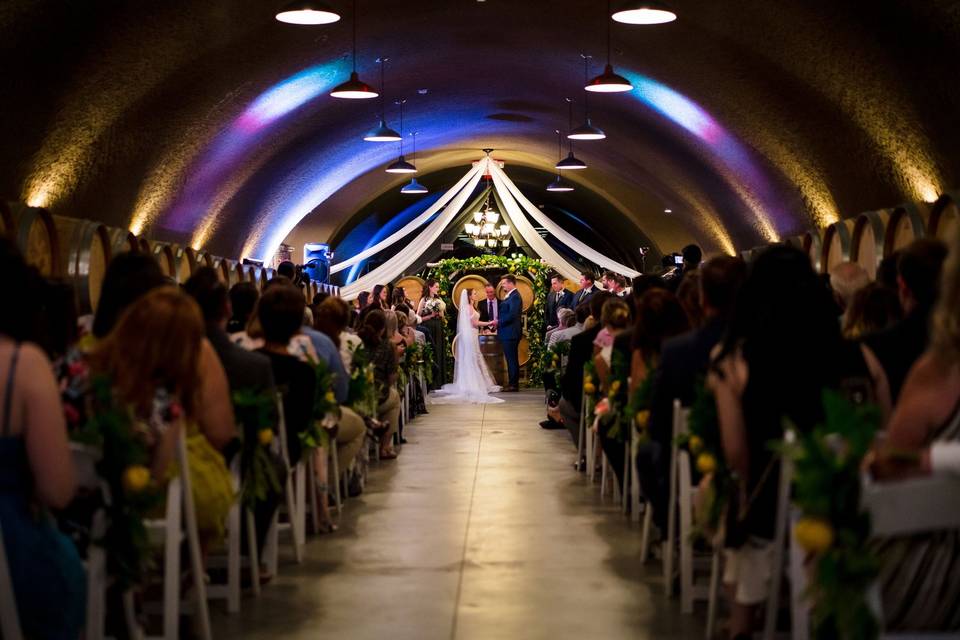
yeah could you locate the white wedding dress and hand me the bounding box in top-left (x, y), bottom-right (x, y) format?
top-left (429, 290), bottom-right (504, 404)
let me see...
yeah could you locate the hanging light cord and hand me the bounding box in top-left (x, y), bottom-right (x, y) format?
top-left (605, 0), bottom-right (612, 65)
top-left (352, 0), bottom-right (358, 73)
top-left (378, 57), bottom-right (385, 118)
top-left (566, 98), bottom-right (575, 153)
top-left (582, 55), bottom-right (591, 117)
top-left (397, 99), bottom-right (406, 155)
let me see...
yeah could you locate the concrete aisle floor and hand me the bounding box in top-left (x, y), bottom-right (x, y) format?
top-left (211, 391), bottom-right (704, 640)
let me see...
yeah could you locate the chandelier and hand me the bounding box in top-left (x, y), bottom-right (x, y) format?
top-left (464, 196), bottom-right (510, 248)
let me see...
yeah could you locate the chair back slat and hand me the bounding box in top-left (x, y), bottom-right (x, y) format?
top-left (862, 474), bottom-right (960, 537)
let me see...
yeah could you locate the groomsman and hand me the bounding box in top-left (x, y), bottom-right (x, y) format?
top-left (602, 271), bottom-right (628, 297)
top-left (572, 271), bottom-right (599, 308)
top-left (496, 274), bottom-right (523, 392)
top-left (545, 274), bottom-right (574, 331)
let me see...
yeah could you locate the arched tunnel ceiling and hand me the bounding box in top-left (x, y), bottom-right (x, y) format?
top-left (3, 0), bottom-right (959, 262)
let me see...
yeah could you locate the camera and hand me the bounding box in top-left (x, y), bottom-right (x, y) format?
top-left (673, 254), bottom-right (684, 266)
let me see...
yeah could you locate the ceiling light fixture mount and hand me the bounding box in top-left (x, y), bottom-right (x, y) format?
top-left (275, 0), bottom-right (341, 24)
top-left (611, 1), bottom-right (677, 25)
top-left (364, 57), bottom-right (402, 141)
top-left (330, 0), bottom-right (378, 99)
top-left (570, 56), bottom-right (607, 140)
top-left (586, 0), bottom-right (634, 93)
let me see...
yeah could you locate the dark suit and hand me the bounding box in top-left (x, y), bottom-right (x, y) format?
top-left (497, 290), bottom-right (523, 387)
top-left (478, 297), bottom-right (499, 324)
top-left (545, 289), bottom-right (574, 328)
top-left (642, 317), bottom-right (725, 530)
top-left (559, 324), bottom-right (602, 445)
top-left (573, 285), bottom-right (597, 309)
top-left (864, 305), bottom-right (931, 403)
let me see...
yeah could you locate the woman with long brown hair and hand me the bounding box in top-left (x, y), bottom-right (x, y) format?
top-left (90, 288), bottom-right (235, 544)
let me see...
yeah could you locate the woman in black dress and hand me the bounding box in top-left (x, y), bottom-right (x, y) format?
top-left (416, 279), bottom-right (447, 388)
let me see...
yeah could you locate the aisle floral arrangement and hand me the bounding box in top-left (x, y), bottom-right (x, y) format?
top-left (778, 390), bottom-right (882, 640)
top-left (426, 254), bottom-right (549, 386)
top-left (346, 343), bottom-right (378, 417)
top-left (232, 388), bottom-right (282, 511)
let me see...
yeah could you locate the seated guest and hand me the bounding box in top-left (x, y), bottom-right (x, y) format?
top-left (546, 307), bottom-right (575, 343)
top-left (395, 305), bottom-right (418, 347)
top-left (593, 297), bottom-right (631, 386)
top-left (556, 292), bottom-right (612, 448)
top-left (643, 256), bottom-right (745, 530)
top-left (842, 281), bottom-right (902, 339)
top-left (359, 310), bottom-right (401, 459)
top-left (255, 284), bottom-right (317, 466)
top-left (870, 225), bottom-right (960, 632)
top-left (708, 245), bottom-right (889, 639)
top-left (92, 251), bottom-right (168, 339)
top-left (829, 261), bottom-right (870, 324)
top-left (676, 270), bottom-right (704, 328)
top-left (548, 303), bottom-right (589, 349)
top-left (866, 239), bottom-right (948, 401)
top-left (357, 291), bottom-right (371, 310)
top-left (372, 284), bottom-right (388, 310)
top-left (93, 288), bottom-right (236, 550)
top-left (309, 298), bottom-right (368, 487)
top-left (235, 277), bottom-right (319, 362)
top-left (227, 281), bottom-right (260, 334)
top-left (610, 274), bottom-right (667, 359)
top-left (0, 239), bottom-right (85, 639)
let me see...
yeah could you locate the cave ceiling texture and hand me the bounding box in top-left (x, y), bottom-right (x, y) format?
top-left (3, 0), bottom-right (959, 272)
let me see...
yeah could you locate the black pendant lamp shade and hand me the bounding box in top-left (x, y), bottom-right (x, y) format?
top-left (611, 1), bottom-right (677, 24)
top-left (330, 0), bottom-right (378, 99)
top-left (386, 156), bottom-right (416, 173)
top-left (586, 0), bottom-right (634, 93)
top-left (547, 129), bottom-right (575, 191)
top-left (275, 0), bottom-right (341, 24)
top-left (569, 117), bottom-right (606, 140)
top-left (364, 58), bottom-right (401, 141)
top-left (401, 178), bottom-right (428, 194)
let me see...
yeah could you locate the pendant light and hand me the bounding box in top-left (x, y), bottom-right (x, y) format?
top-left (401, 133), bottom-right (428, 193)
top-left (364, 57), bottom-right (402, 141)
top-left (570, 55), bottom-right (607, 140)
top-left (275, 0), bottom-right (341, 24)
top-left (611, 1), bottom-right (677, 24)
top-left (386, 100), bottom-right (416, 173)
top-left (586, 0), bottom-right (633, 93)
top-left (546, 130), bottom-right (575, 192)
top-left (556, 98), bottom-right (587, 170)
top-left (330, 0), bottom-right (378, 99)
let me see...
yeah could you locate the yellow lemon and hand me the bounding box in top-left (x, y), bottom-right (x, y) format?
top-left (583, 382), bottom-right (596, 396)
top-left (122, 465), bottom-right (151, 494)
top-left (258, 428), bottom-right (274, 446)
top-left (366, 371), bottom-right (374, 383)
top-left (794, 517), bottom-right (834, 554)
top-left (635, 410), bottom-right (650, 429)
top-left (610, 380), bottom-right (621, 394)
top-left (325, 390), bottom-right (336, 404)
top-left (584, 374), bottom-right (593, 384)
top-left (688, 435), bottom-right (704, 455)
top-left (696, 452), bottom-right (717, 475)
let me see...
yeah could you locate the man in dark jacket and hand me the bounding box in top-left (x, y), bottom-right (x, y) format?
top-left (642, 256), bottom-right (745, 530)
top-left (865, 239), bottom-right (947, 402)
top-left (545, 273), bottom-right (575, 331)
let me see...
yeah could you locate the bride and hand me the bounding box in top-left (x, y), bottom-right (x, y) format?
top-left (429, 288), bottom-right (504, 404)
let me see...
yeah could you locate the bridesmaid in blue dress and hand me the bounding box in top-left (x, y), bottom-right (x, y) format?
top-left (0, 239), bottom-right (85, 638)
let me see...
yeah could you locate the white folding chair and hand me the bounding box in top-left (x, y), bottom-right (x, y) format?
top-left (762, 429), bottom-right (796, 640)
top-left (664, 400), bottom-right (685, 596)
top-left (0, 522), bottom-right (22, 640)
top-left (140, 430), bottom-right (212, 640)
top-left (264, 393), bottom-right (304, 575)
top-left (205, 458), bottom-right (251, 613)
top-left (70, 443), bottom-right (111, 640)
top-left (576, 390), bottom-right (587, 471)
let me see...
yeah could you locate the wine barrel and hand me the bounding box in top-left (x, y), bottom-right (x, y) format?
top-left (108, 227), bottom-right (139, 255)
top-left (851, 211), bottom-right (888, 279)
top-left (395, 275), bottom-right (425, 310)
top-left (53, 217), bottom-right (113, 314)
top-left (453, 274), bottom-right (489, 309)
top-left (8, 202), bottom-right (60, 276)
top-left (248, 265), bottom-right (264, 290)
top-left (232, 261), bottom-right (247, 286)
top-left (261, 267), bottom-right (275, 289)
top-left (151, 243), bottom-right (178, 280)
top-left (136, 236), bottom-right (153, 256)
top-left (496, 274), bottom-right (534, 311)
top-left (820, 219), bottom-right (855, 274)
top-left (885, 204), bottom-right (926, 253)
top-left (477, 335), bottom-right (507, 386)
top-left (171, 245), bottom-right (192, 284)
top-left (799, 230), bottom-right (823, 272)
top-left (211, 257), bottom-right (231, 284)
top-left (929, 194), bottom-right (958, 242)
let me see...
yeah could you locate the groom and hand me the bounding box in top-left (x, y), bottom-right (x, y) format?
top-left (497, 274), bottom-right (522, 392)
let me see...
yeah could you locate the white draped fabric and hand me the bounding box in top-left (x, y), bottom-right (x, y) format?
top-left (339, 158), bottom-right (488, 299)
top-left (330, 161), bottom-right (485, 274)
top-left (486, 166), bottom-right (583, 282)
top-left (487, 162), bottom-right (641, 278)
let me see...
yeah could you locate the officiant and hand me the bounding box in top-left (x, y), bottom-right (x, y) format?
top-left (478, 284), bottom-right (499, 330)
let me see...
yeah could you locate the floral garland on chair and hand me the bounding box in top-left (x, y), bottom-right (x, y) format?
top-left (424, 254), bottom-right (550, 386)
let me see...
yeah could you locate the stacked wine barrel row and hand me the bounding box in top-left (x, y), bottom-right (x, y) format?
top-left (0, 201), bottom-right (340, 315)
top-left (770, 192), bottom-right (959, 276)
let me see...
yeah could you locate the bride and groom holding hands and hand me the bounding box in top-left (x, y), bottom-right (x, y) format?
top-left (430, 274), bottom-right (522, 405)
